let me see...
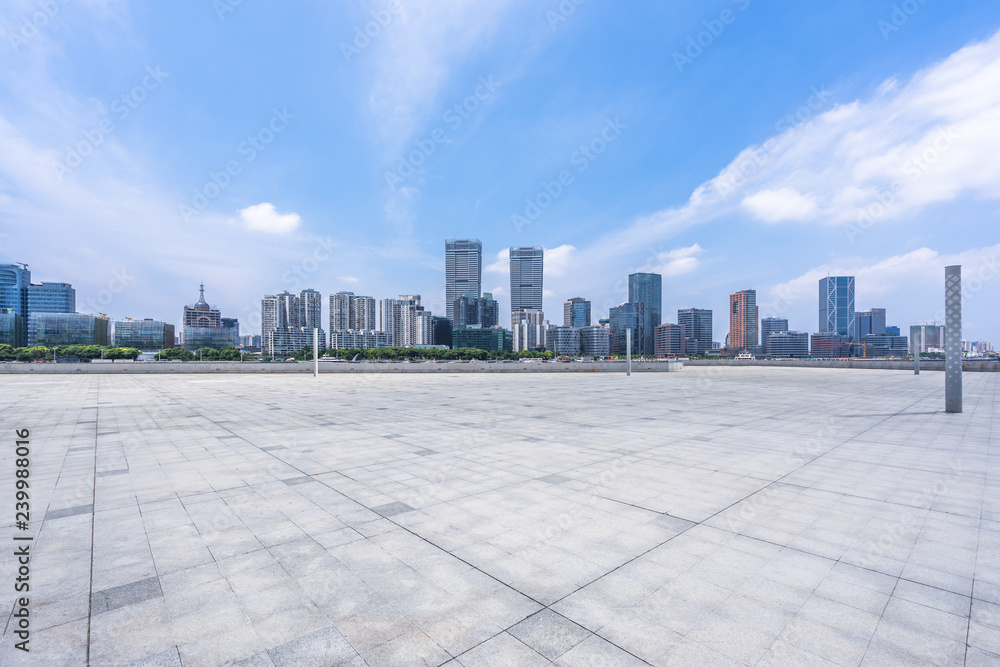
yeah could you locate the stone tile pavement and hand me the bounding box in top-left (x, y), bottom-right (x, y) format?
top-left (0, 367), bottom-right (997, 665)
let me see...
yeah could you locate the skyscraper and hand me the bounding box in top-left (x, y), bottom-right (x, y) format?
top-left (729, 289), bottom-right (758, 352)
top-left (28, 282), bottom-right (75, 314)
top-left (512, 308), bottom-right (547, 352)
top-left (760, 317), bottom-right (788, 342)
top-left (819, 276), bottom-right (856, 348)
top-left (445, 239), bottom-right (482, 320)
top-left (330, 292), bottom-right (377, 333)
top-left (678, 308), bottom-right (713, 355)
top-left (857, 308), bottom-right (886, 338)
top-left (563, 297), bottom-right (591, 328)
top-left (453, 291), bottom-right (499, 328)
top-left (510, 247), bottom-right (544, 313)
top-left (609, 302), bottom-right (645, 356)
top-left (380, 295), bottom-right (433, 347)
top-left (182, 284), bottom-right (239, 350)
top-left (298, 288), bottom-right (322, 331)
top-left (628, 273), bottom-right (661, 355)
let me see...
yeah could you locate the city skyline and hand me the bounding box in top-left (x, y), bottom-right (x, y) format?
top-left (1, 4), bottom-right (999, 345)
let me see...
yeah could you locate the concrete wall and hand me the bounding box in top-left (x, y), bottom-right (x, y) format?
top-left (0, 360), bottom-right (684, 374)
top-left (684, 358), bottom-right (999, 372)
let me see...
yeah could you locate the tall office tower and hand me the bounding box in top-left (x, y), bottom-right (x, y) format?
top-left (857, 308), bottom-right (887, 338)
top-left (678, 308), bottom-right (713, 355)
top-left (729, 289), bottom-right (758, 352)
top-left (628, 273), bottom-right (662, 355)
top-left (563, 297), bottom-right (591, 328)
top-left (182, 284), bottom-right (240, 350)
top-left (298, 289), bottom-right (322, 330)
top-left (445, 239), bottom-right (482, 320)
top-left (510, 247), bottom-right (544, 313)
top-left (819, 276), bottom-right (856, 349)
top-left (512, 309), bottom-right (547, 352)
top-left (0, 263), bottom-right (32, 342)
top-left (28, 282), bottom-right (76, 314)
top-left (760, 317), bottom-right (788, 342)
top-left (608, 302), bottom-right (645, 356)
top-left (453, 291), bottom-right (500, 328)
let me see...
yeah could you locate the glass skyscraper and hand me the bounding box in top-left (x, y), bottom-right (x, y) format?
top-left (678, 308), bottom-right (713, 355)
top-left (819, 276), bottom-right (857, 348)
top-left (628, 273), bottom-right (661, 355)
top-left (563, 297), bottom-right (591, 328)
top-left (509, 247), bottom-right (543, 314)
top-left (445, 239), bottom-right (482, 321)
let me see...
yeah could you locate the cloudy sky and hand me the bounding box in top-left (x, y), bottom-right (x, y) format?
top-left (1, 0), bottom-right (999, 342)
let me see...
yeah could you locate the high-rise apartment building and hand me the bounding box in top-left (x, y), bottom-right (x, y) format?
top-left (678, 308), bottom-right (713, 355)
top-left (729, 289), bottom-right (758, 352)
top-left (512, 309), bottom-right (547, 352)
top-left (857, 308), bottom-right (887, 338)
top-left (563, 297), bottom-right (591, 328)
top-left (819, 276), bottom-right (856, 348)
top-left (452, 291), bottom-right (499, 328)
top-left (629, 273), bottom-right (661, 355)
top-left (510, 247), bottom-right (543, 313)
top-left (445, 239), bottom-right (482, 320)
top-left (330, 292), bottom-right (377, 333)
top-left (380, 295), bottom-right (433, 347)
top-left (298, 288), bottom-right (322, 331)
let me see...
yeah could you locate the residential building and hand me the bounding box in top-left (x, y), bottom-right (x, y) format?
top-left (453, 291), bottom-right (499, 328)
top-left (452, 326), bottom-right (512, 352)
top-left (261, 291), bottom-right (296, 334)
top-left (678, 308), bottom-right (713, 355)
top-left (609, 302), bottom-right (645, 356)
top-left (819, 276), bottom-right (857, 349)
top-left (512, 309), bottom-right (548, 352)
top-left (911, 323), bottom-right (946, 353)
top-left (112, 319), bottom-right (175, 351)
top-left (654, 323), bottom-right (686, 357)
top-left (760, 317), bottom-right (788, 343)
top-left (264, 327), bottom-right (326, 358)
top-left (0, 308), bottom-right (24, 347)
top-left (862, 334), bottom-right (909, 358)
top-left (729, 289), bottom-right (758, 352)
top-left (330, 292), bottom-right (377, 332)
top-left (445, 239), bottom-right (482, 320)
top-left (182, 285), bottom-right (239, 350)
top-left (330, 330), bottom-right (388, 350)
top-left (810, 332), bottom-right (851, 358)
top-left (380, 295), bottom-right (433, 347)
top-left (579, 325), bottom-right (610, 357)
top-left (547, 326), bottom-right (581, 356)
top-left (28, 313), bottom-right (110, 347)
top-left (298, 288), bottom-right (322, 331)
top-left (766, 331), bottom-right (810, 358)
top-left (563, 297), bottom-right (591, 328)
top-left (857, 308), bottom-right (887, 338)
top-left (510, 247), bottom-right (543, 313)
top-left (629, 273), bottom-right (661, 355)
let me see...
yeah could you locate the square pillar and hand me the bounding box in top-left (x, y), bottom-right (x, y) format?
top-left (945, 265), bottom-right (962, 413)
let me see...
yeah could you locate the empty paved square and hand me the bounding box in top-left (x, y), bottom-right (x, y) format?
top-left (0, 367), bottom-right (998, 665)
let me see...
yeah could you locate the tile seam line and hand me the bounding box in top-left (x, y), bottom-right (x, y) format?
top-left (86, 376), bottom-right (99, 667)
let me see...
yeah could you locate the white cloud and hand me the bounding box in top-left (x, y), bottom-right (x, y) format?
top-left (484, 248), bottom-right (509, 274)
top-left (236, 203), bottom-right (301, 234)
top-left (761, 244), bottom-right (1000, 332)
top-left (644, 243), bottom-right (704, 277)
top-left (742, 188), bottom-right (818, 223)
top-left (339, 275), bottom-right (360, 284)
top-left (543, 244), bottom-right (576, 277)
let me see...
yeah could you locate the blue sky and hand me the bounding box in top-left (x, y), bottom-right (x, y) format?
top-left (1, 0), bottom-right (999, 344)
